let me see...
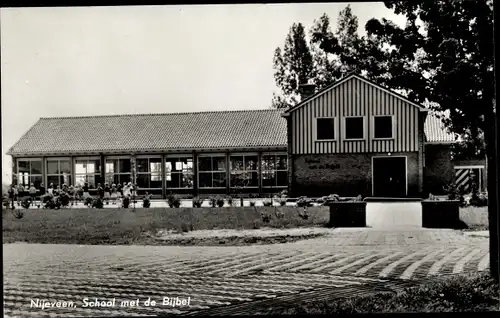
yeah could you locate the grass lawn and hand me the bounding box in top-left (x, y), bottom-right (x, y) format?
top-left (257, 273), bottom-right (499, 314)
top-left (2, 207), bottom-right (330, 245)
top-left (460, 206), bottom-right (489, 231)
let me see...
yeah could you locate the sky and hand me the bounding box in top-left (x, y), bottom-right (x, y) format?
top-left (1, 3), bottom-right (407, 184)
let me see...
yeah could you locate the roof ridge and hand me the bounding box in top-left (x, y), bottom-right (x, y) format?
top-left (39, 108), bottom-right (282, 120)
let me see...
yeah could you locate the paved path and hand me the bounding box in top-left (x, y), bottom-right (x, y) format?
top-left (3, 229), bottom-right (489, 317)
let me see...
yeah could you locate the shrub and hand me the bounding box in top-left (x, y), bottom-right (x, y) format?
top-left (21, 197), bottom-right (31, 209)
top-left (249, 199), bottom-right (256, 207)
top-left (142, 197), bottom-right (151, 208)
top-left (192, 196), bottom-right (204, 208)
top-left (470, 192), bottom-right (488, 207)
top-left (263, 198), bottom-right (273, 207)
top-left (275, 209), bottom-right (285, 219)
top-left (317, 194), bottom-right (340, 205)
top-left (167, 193), bottom-right (181, 208)
top-left (443, 182), bottom-right (460, 200)
top-left (12, 209), bottom-right (24, 219)
top-left (209, 196), bottom-right (217, 208)
top-left (122, 196), bottom-right (130, 209)
top-left (216, 196), bottom-right (225, 208)
top-left (260, 211), bottom-right (271, 223)
top-left (252, 220), bottom-right (260, 229)
top-left (92, 197), bottom-right (104, 209)
top-left (298, 207), bottom-right (309, 220)
top-left (296, 196), bottom-right (314, 207)
top-left (227, 196), bottom-right (233, 206)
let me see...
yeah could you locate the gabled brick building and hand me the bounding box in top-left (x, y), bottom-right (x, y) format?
top-left (7, 73), bottom-right (456, 198)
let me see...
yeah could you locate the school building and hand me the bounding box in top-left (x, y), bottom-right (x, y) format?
top-left (8, 73), bottom-right (464, 198)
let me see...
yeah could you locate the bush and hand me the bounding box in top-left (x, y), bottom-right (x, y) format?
top-left (192, 196), bottom-right (204, 208)
top-left (216, 196), bottom-right (225, 208)
top-left (470, 192), bottom-right (488, 207)
top-left (298, 208), bottom-right (309, 220)
top-left (209, 196), bottom-right (217, 208)
top-left (167, 193), bottom-right (181, 208)
top-left (12, 209), bottom-right (24, 219)
top-left (84, 196), bottom-right (94, 207)
top-left (122, 196), bottom-right (130, 209)
top-left (249, 199), bottom-right (256, 207)
top-left (263, 198), bottom-right (273, 207)
top-left (296, 196), bottom-right (314, 207)
top-left (142, 197), bottom-right (151, 208)
top-left (275, 209), bottom-right (285, 219)
top-left (92, 197), bottom-right (104, 209)
top-left (21, 197), bottom-right (31, 209)
top-left (443, 182), bottom-right (461, 200)
top-left (260, 211), bottom-right (271, 223)
top-left (227, 196), bottom-right (236, 207)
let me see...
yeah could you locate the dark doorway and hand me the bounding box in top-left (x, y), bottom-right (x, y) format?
top-left (372, 157), bottom-right (407, 197)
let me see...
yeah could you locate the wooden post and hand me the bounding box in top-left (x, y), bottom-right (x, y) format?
top-left (100, 154), bottom-right (105, 186)
top-left (11, 157), bottom-right (17, 185)
top-left (161, 153), bottom-right (166, 200)
top-left (258, 151), bottom-right (262, 197)
top-left (192, 151), bottom-right (198, 198)
top-left (225, 152), bottom-right (230, 195)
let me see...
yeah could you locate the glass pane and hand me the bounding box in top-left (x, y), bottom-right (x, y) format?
top-left (174, 161), bottom-right (182, 171)
top-left (198, 157), bottom-right (212, 172)
top-left (136, 174), bottom-right (149, 188)
top-left (18, 160), bottom-right (30, 174)
top-left (262, 171), bottom-right (276, 187)
top-left (93, 159), bottom-right (101, 173)
top-left (277, 171), bottom-right (287, 186)
top-left (248, 171), bottom-right (259, 187)
top-left (31, 160), bottom-right (43, 174)
top-left (105, 173), bottom-right (115, 185)
top-left (245, 156), bottom-right (258, 171)
top-left (47, 161), bottom-right (59, 174)
top-left (18, 173), bottom-right (29, 187)
top-left (374, 116), bottom-right (393, 138)
top-left (75, 175), bottom-right (86, 187)
top-left (60, 160), bottom-right (71, 174)
top-left (345, 117), bottom-right (364, 139)
top-left (213, 172), bottom-right (226, 188)
top-left (105, 162), bottom-right (114, 173)
top-left (150, 161), bottom-right (162, 174)
top-left (75, 161), bottom-right (87, 174)
top-left (231, 171), bottom-right (255, 188)
top-left (165, 172), bottom-right (172, 181)
top-left (183, 159), bottom-right (193, 171)
top-left (262, 156), bottom-right (275, 171)
top-left (213, 157), bottom-right (226, 171)
top-left (181, 172), bottom-right (193, 188)
top-left (31, 175), bottom-right (43, 189)
top-left (62, 173), bottom-right (71, 186)
top-left (87, 162), bottom-right (96, 174)
top-left (119, 174), bottom-right (131, 185)
top-left (230, 156), bottom-right (244, 171)
top-left (47, 176), bottom-right (60, 188)
top-left (119, 159), bottom-right (131, 173)
top-left (165, 161), bottom-right (172, 173)
top-left (150, 173), bottom-right (162, 189)
top-left (198, 172), bottom-right (212, 188)
top-left (167, 173), bottom-right (180, 188)
top-left (277, 155), bottom-right (287, 170)
top-left (136, 159), bottom-right (149, 173)
top-left (317, 118), bottom-right (335, 140)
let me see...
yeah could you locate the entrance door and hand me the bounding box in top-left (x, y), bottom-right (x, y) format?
top-left (372, 157), bottom-right (407, 197)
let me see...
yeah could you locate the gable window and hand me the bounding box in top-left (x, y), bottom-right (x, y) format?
top-left (316, 118), bottom-right (335, 140)
top-left (374, 116), bottom-right (393, 139)
top-left (345, 117), bottom-right (364, 140)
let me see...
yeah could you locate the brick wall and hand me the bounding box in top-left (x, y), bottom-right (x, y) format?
top-left (423, 144), bottom-right (455, 195)
top-left (292, 152), bottom-right (420, 198)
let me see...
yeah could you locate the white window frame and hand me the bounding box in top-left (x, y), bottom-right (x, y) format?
top-left (372, 115), bottom-right (396, 140)
top-left (105, 156), bottom-right (131, 186)
top-left (197, 153), bottom-right (227, 189)
top-left (165, 155), bottom-right (194, 189)
top-left (343, 116), bottom-right (367, 141)
top-left (74, 156), bottom-right (101, 188)
top-left (16, 158), bottom-right (43, 188)
top-left (229, 153), bottom-right (259, 189)
top-left (313, 116), bottom-right (338, 142)
top-left (46, 157), bottom-right (72, 187)
top-left (261, 152), bottom-right (288, 188)
top-left (135, 155), bottom-right (163, 190)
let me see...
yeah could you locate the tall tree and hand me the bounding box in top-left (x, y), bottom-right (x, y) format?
top-left (272, 23), bottom-right (314, 108)
top-left (314, 0), bottom-right (497, 281)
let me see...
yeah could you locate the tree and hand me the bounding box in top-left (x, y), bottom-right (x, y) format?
top-left (313, 1), bottom-right (497, 281)
top-left (272, 23), bottom-right (314, 108)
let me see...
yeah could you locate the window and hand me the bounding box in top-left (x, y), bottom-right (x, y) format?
top-left (261, 154), bottom-right (288, 187)
top-left (198, 155), bottom-right (227, 188)
top-left (374, 116), bottom-right (393, 139)
top-left (105, 157), bottom-right (131, 186)
top-left (165, 156), bottom-right (193, 189)
top-left (345, 117), bottom-right (364, 140)
top-left (316, 118), bottom-right (335, 140)
top-left (230, 154), bottom-right (258, 188)
top-left (17, 158), bottom-right (43, 188)
top-left (136, 157), bottom-right (162, 189)
top-left (75, 158), bottom-right (101, 188)
top-left (46, 158), bottom-right (71, 187)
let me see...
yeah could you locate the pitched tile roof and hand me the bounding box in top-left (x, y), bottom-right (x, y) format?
top-left (424, 113), bottom-right (456, 143)
top-left (7, 109), bottom-right (288, 156)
